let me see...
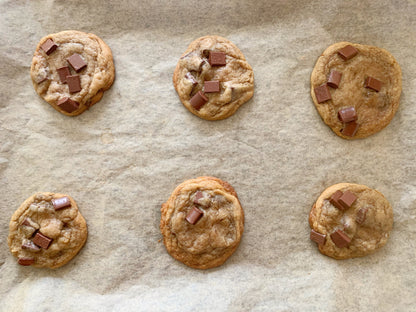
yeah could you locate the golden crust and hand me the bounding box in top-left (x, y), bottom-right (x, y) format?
top-left (160, 177), bottom-right (244, 269)
top-left (30, 30), bottom-right (115, 116)
top-left (173, 35), bottom-right (254, 120)
top-left (311, 42), bottom-right (402, 139)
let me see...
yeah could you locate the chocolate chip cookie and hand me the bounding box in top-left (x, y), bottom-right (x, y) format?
top-left (173, 35), bottom-right (254, 120)
top-left (30, 30), bottom-right (115, 116)
top-left (8, 192), bottom-right (87, 268)
top-left (309, 183), bottom-right (393, 259)
top-left (311, 42), bottom-right (402, 139)
top-left (160, 177), bottom-right (244, 269)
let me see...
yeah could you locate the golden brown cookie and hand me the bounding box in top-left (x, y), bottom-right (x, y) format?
top-left (30, 30), bottom-right (115, 116)
top-left (309, 183), bottom-right (393, 259)
top-left (173, 35), bottom-right (254, 120)
top-left (160, 177), bottom-right (244, 269)
top-left (8, 192), bottom-right (87, 268)
top-left (311, 42), bottom-right (402, 139)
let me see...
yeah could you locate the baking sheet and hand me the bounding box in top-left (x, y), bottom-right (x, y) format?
top-left (0, 0), bottom-right (415, 311)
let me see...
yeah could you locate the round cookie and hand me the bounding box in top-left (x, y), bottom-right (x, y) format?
top-left (311, 42), bottom-right (402, 139)
top-left (8, 192), bottom-right (87, 268)
top-left (30, 30), bottom-right (115, 116)
top-left (309, 183), bottom-right (393, 259)
top-left (160, 176), bottom-right (244, 269)
top-left (173, 35), bottom-right (254, 120)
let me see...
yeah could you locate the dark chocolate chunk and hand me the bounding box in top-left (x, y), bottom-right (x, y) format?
top-left (338, 107), bottom-right (357, 123)
top-left (341, 121), bottom-right (359, 137)
top-left (185, 206), bottom-right (203, 225)
top-left (40, 39), bottom-right (57, 55)
top-left (356, 207), bottom-right (368, 225)
top-left (314, 84), bottom-right (332, 103)
top-left (67, 75), bottom-right (81, 93)
top-left (204, 81), bottom-right (220, 93)
top-left (67, 53), bottom-right (87, 72)
top-left (193, 191), bottom-right (203, 204)
top-left (22, 241), bottom-right (41, 252)
top-left (327, 70), bottom-right (342, 89)
top-left (330, 229), bottom-right (351, 248)
top-left (57, 66), bottom-right (71, 83)
top-left (339, 190), bottom-right (357, 209)
top-left (338, 45), bottom-right (358, 60)
top-left (18, 257), bottom-right (35, 266)
top-left (208, 51), bottom-right (226, 66)
top-left (329, 190), bottom-right (344, 210)
top-left (310, 229), bottom-right (326, 246)
top-left (57, 97), bottom-right (79, 113)
top-left (185, 72), bottom-right (198, 85)
top-left (52, 197), bottom-right (71, 210)
top-left (365, 76), bottom-right (382, 92)
top-left (190, 91), bottom-right (208, 111)
top-left (33, 232), bottom-right (52, 249)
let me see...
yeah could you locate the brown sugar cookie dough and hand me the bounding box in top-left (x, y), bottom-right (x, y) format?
top-left (309, 183), bottom-right (393, 259)
top-left (8, 192), bottom-right (87, 268)
top-left (173, 36), bottom-right (254, 120)
top-left (31, 30), bottom-right (115, 116)
top-left (160, 176), bottom-right (244, 269)
top-left (311, 42), bottom-right (402, 139)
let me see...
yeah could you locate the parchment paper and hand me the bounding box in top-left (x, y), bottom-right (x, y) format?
top-left (1, 1), bottom-right (415, 311)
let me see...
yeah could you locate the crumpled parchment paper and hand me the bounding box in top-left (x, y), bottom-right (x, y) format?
top-left (0, 1), bottom-right (415, 311)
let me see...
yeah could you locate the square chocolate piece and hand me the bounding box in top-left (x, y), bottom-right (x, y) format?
top-left (57, 97), bottom-right (79, 113)
top-left (338, 45), bottom-right (358, 60)
top-left (186, 206), bottom-right (204, 225)
top-left (33, 232), bottom-right (52, 249)
top-left (327, 70), bottom-right (342, 89)
top-left (52, 197), bottom-right (71, 210)
top-left (67, 75), bottom-right (81, 93)
top-left (57, 66), bottom-right (71, 83)
top-left (40, 39), bottom-right (57, 55)
top-left (310, 229), bottom-right (326, 246)
top-left (339, 190), bottom-right (357, 209)
top-left (329, 190), bottom-right (344, 210)
top-left (208, 51), bottom-right (226, 66)
top-left (314, 84), bottom-right (332, 103)
top-left (338, 107), bottom-right (357, 123)
top-left (190, 91), bottom-right (208, 111)
top-left (341, 121), bottom-right (359, 137)
top-left (67, 53), bottom-right (87, 72)
top-left (365, 76), bottom-right (382, 92)
top-left (204, 81), bottom-right (220, 93)
top-left (330, 229), bottom-right (351, 248)
top-left (356, 207), bottom-right (368, 225)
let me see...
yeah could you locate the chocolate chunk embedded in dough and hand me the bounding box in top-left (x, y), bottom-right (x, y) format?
top-left (208, 51), bottom-right (226, 66)
top-left (330, 229), bottom-right (351, 248)
top-left (190, 91), bottom-right (208, 111)
top-left (52, 197), bottom-right (71, 210)
top-left (33, 232), bottom-right (52, 249)
top-left (204, 81), bottom-right (220, 93)
top-left (67, 75), bottom-right (81, 93)
top-left (314, 84), bottom-right (331, 103)
top-left (40, 39), bottom-right (57, 55)
top-left (327, 70), bottom-right (342, 89)
top-left (310, 229), bottom-right (326, 246)
top-left (57, 97), bottom-right (79, 113)
top-left (67, 53), bottom-right (87, 72)
top-left (337, 45), bottom-right (358, 60)
top-left (338, 107), bottom-right (357, 123)
top-left (185, 206), bottom-right (204, 225)
top-left (365, 76), bottom-right (382, 92)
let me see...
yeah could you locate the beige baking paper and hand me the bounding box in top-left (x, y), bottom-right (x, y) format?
top-left (0, 1), bottom-right (415, 311)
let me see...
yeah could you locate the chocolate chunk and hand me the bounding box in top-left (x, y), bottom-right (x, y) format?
top-left (57, 97), bottom-right (79, 113)
top-left (185, 72), bottom-right (198, 85)
top-left (185, 206), bottom-right (203, 225)
top-left (356, 207), bottom-right (368, 224)
top-left (193, 191), bottom-right (203, 204)
top-left (22, 241), bottom-right (41, 252)
top-left (208, 51), bottom-right (226, 66)
top-left (204, 81), bottom-right (220, 93)
top-left (21, 218), bottom-right (33, 227)
top-left (57, 66), bottom-right (71, 83)
top-left (338, 45), bottom-right (358, 60)
top-left (33, 232), bottom-right (52, 249)
top-left (314, 84), bottom-right (332, 103)
top-left (67, 53), bottom-right (87, 72)
top-left (40, 39), bottom-right (57, 55)
top-left (341, 121), bottom-right (359, 137)
top-left (330, 229), bottom-right (351, 248)
top-left (18, 257), bottom-right (35, 266)
top-left (327, 70), bottom-right (342, 89)
top-left (338, 107), bottom-right (357, 123)
top-left (52, 197), bottom-right (71, 210)
top-left (67, 75), bottom-right (81, 93)
top-left (310, 229), bottom-right (326, 246)
top-left (339, 190), bottom-right (357, 209)
top-left (329, 190), bottom-right (344, 210)
top-left (365, 76), bottom-right (382, 92)
top-left (190, 91), bottom-right (208, 111)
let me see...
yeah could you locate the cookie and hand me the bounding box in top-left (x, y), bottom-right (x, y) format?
top-left (30, 30), bottom-right (115, 116)
top-left (160, 176), bottom-right (244, 269)
top-left (309, 183), bottom-right (393, 259)
top-left (8, 192), bottom-right (87, 268)
top-left (173, 36), bottom-right (254, 120)
top-left (311, 42), bottom-right (402, 139)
